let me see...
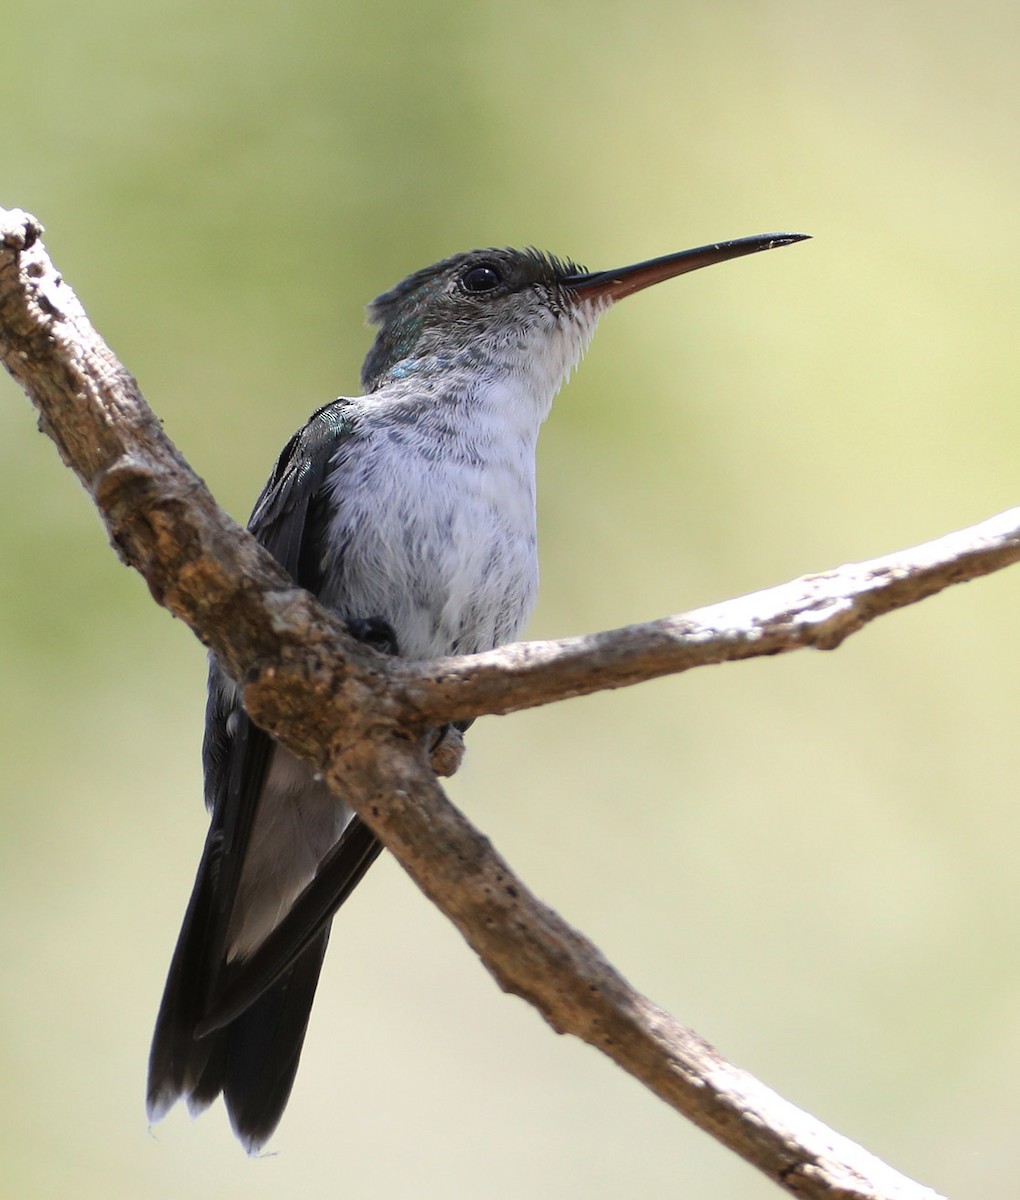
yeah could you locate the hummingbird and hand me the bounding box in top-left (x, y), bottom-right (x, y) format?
top-left (146, 231), bottom-right (808, 1152)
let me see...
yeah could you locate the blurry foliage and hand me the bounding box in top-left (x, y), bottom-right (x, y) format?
top-left (3, 2), bottom-right (1020, 1197)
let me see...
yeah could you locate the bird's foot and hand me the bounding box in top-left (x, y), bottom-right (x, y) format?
top-left (346, 617), bottom-right (464, 775)
top-left (428, 724), bottom-right (466, 777)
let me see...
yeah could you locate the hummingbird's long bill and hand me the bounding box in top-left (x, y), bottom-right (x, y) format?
top-left (564, 232), bottom-right (809, 303)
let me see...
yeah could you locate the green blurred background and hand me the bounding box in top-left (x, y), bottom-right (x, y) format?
top-left (3, 2), bottom-right (1020, 1196)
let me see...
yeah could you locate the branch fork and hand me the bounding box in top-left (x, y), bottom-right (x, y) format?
top-left (2, 204), bottom-right (993, 1198)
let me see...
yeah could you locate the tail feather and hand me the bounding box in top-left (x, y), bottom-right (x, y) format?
top-left (148, 867), bottom-right (331, 1153)
top-left (147, 834), bottom-right (223, 1121)
top-left (147, 803), bottom-right (378, 1150)
top-left (220, 934), bottom-right (329, 1151)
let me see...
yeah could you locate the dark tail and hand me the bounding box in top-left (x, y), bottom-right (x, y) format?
top-left (184, 935), bottom-right (329, 1153)
top-left (147, 844), bottom-right (331, 1155)
top-left (148, 815), bottom-right (383, 1152)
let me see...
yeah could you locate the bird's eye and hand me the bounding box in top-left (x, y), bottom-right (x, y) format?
top-left (461, 264), bottom-right (503, 293)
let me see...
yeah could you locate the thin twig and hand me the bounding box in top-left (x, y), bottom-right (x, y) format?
top-left (392, 506), bottom-right (1020, 723)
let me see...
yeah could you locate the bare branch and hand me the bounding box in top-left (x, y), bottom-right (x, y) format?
top-left (0, 206), bottom-right (955, 1199)
top-left (328, 747), bottom-right (946, 1200)
top-left (394, 506), bottom-right (1020, 724)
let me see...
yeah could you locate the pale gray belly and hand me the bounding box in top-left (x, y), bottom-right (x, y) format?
top-left (319, 464), bottom-right (538, 658)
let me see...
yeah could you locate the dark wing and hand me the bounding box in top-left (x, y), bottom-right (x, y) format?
top-left (148, 400), bottom-right (382, 1152)
top-left (197, 817), bottom-right (383, 1036)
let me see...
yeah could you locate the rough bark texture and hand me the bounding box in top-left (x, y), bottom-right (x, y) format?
top-left (0, 204), bottom-right (984, 1198)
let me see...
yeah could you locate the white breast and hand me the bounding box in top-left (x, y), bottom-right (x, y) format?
top-left (320, 386), bottom-right (541, 658)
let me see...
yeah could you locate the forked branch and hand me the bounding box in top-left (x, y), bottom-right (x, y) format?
top-left (1, 206), bottom-right (978, 1198)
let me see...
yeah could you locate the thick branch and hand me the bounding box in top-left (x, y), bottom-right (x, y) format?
top-left (0, 207), bottom-right (954, 1199)
top-left (329, 745), bottom-right (945, 1200)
